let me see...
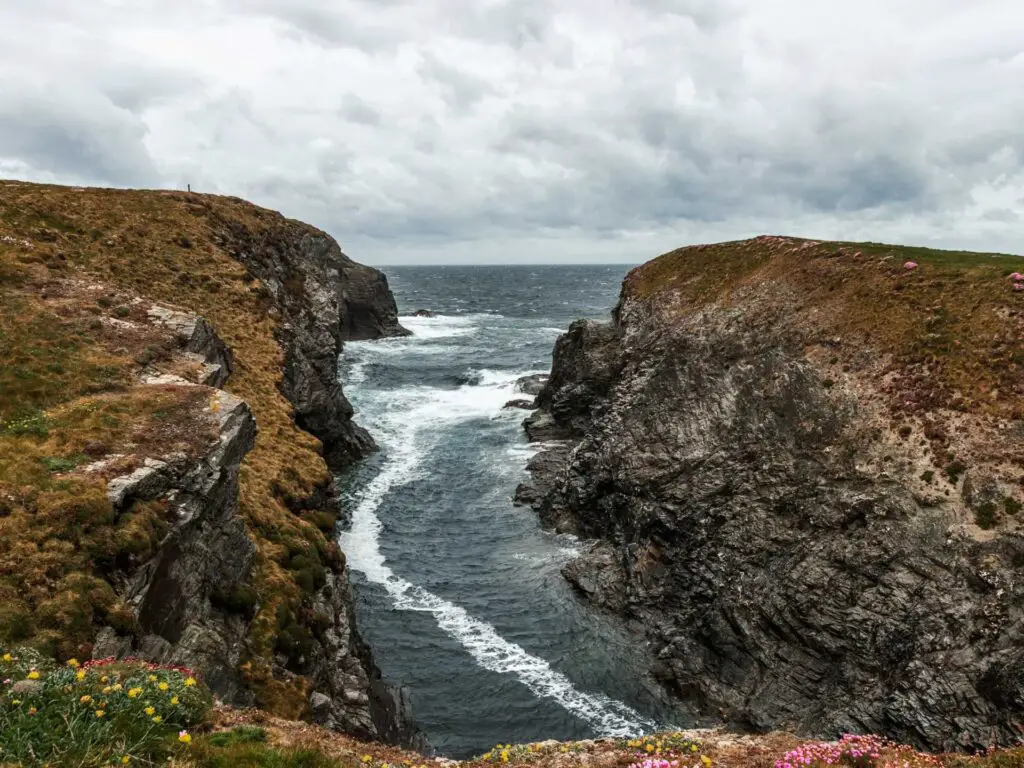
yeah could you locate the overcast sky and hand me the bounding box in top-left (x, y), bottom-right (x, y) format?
top-left (1, 1), bottom-right (1023, 265)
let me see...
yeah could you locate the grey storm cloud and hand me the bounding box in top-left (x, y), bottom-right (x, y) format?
top-left (0, 87), bottom-right (161, 187)
top-left (1, 0), bottom-right (1023, 264)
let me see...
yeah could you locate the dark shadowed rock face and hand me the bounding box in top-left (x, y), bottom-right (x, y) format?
top-left (521, 243), bottom-right (1024, 751)
top-left (95, 390), bottom-right (258, 706)
top-left (338, 262), bottom-right (412, 342)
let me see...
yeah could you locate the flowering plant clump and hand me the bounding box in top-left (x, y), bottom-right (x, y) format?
top-left (478, 740), bottom-right (588, 763)
top-left (614, 732), bottom-right (710, 768)
top-left (0, 646), bottom-right (211, 767)
top-left (775, 734), bottom-right (885, 768)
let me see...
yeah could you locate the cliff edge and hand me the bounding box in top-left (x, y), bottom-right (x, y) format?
top-left (0, 180), bottom-right (414, 744)
top-left (519, 236), bottom-right (1024, 750)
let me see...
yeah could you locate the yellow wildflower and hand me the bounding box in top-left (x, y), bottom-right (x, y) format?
top-left (95, 710), bottom-right (105, 718)
top-left (361, 756), bottom-right (372, 764)
top-left (170, 696), bottom-right (180, 705)
top-left (178, 732), bottom-right (192, 744)
top-left (103, 686), bottom-right (112, 694)
top-left (80, 695), bottom-right (92, 704)
top-left (100, 675), bottom-right (109, 683)
top-left (128, 687), bottom-right (142, 698)
top-left (2, 653), bottom-right (11, 662)
top-left (10, 699), bottom-right (20, 705)
top-left (122, 757), bottom-right (131, 764)
top-left (646, 744), bottom-right (655, 753)
top-left (76, 670), bottom-right (86, 681)
top-left (500, 749), bottom-right (510, 762)
top-left (27, 670), bottom-right (40, 680)
top-left (702, 756), bottom-right (713, 766)
top-left (691, 745), bottom-right (699, 753)
top-left (184, 677), bottom-right (197, 687)
top-left (112, 683), bottom-right (122, 691)
top-left (27, 707), bottom-right (37, 715)
top-left (144, 706), bottom-right (156, 716)
top-left (158, 681), bottom-right (169, 691)
top-left (152, 715), bottom-right (162, 723)
top-left (148, 675), bottom-right (157, 682)
top-left (67, 658), bottom-right (79, 668)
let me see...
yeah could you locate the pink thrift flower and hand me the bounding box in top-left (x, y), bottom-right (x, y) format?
top-left (904, 261), bottom-right (918, 270)
top-left (1009, 272), bottom-right (1024, 281)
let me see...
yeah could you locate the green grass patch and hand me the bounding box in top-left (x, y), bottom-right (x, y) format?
top-left (0, 646), bottom-right (211, 767)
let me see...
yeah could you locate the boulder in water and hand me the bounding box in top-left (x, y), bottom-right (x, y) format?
top-left (412, 309), bottom-right (435, 317)
top-left (503, 398), bottom-right (535, 410)
top-left (514, 373), bottom-right (549, 396)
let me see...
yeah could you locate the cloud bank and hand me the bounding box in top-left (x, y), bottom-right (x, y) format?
top-left (1, 0), bottom-right (1023, 264)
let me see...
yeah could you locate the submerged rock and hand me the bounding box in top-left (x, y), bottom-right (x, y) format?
top-left (503, 398), bottom-right (536, 410)
top-left (412, 309), bottom-right (435, 317)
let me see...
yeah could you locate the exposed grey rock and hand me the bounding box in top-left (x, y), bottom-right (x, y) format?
top-left (310, 691), bottom-right (333, 721)
top-left (107, 464), bottom-right (169, 511)
top-left (514, 373), bottom-right (549, 396)
top-left (523, 294), bottom-right (1024, 751)
top-left (92, 626), bottom-right (132, 659)
top-left (411, 309), bottom-right (435, 317)
top-left (148, 304), bottom-right (233, 387)
top-left (522, 410), bottom-right (569, 442)
top-left (10, 680), bottom-right (43, 695)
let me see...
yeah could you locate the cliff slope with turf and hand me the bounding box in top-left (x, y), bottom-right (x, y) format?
top-left (0, 180), bottom-right (414, 744)
top-left (519, 235), bottom-right (1024, 750)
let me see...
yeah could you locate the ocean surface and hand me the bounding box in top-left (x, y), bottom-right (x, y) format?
top-left (337, 265), bottom-right (688, 758)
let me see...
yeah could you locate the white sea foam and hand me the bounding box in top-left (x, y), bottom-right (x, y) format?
top-left (339, 352), bottom-right (656, 737)
top-left (399, 313), bottom-right (494, 339)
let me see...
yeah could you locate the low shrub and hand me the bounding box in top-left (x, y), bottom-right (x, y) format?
top-left (0, 647), bottom-right (211, 766)
top-left (974, 502), bottom-right (998, 530)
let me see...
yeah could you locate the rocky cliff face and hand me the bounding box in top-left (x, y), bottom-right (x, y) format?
top-left (519, 237), bottom-right (1024, 751)
top-left (0, 181), bottom-right (416, 748)
top-left (217, 218), bottom-right (409, 466)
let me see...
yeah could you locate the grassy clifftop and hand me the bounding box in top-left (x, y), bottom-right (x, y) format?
top-left (0, 180), bottom-right (359, 714)
top-left (621, 235), bottom-right (1023, 533)
top-left (624, 235), bottom-right (1023, 419)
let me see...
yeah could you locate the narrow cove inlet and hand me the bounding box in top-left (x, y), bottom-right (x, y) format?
top-left (335, 265), bottom-right (689, 757)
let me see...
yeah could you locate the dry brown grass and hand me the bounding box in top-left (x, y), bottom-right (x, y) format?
top-left (179, 707), bottom-right (1024, 768)
top-left (0, 180), bottom-right (356, 713)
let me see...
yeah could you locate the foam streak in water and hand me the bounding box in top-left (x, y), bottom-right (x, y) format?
top-left (338, 361), bottom-right (656, 737)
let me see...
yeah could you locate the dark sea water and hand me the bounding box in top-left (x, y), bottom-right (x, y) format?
top-left (337, 265), bottom-right (687, 758)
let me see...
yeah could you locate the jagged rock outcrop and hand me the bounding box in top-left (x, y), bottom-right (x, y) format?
top-left (218, 220), bottom-right (408, 466)
top-left (146, 304), bottom-right (234, 387)
top-left (521, 237), bottom-right (1024, 751)
top-left (95, 389), bottom-right (258, 704)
